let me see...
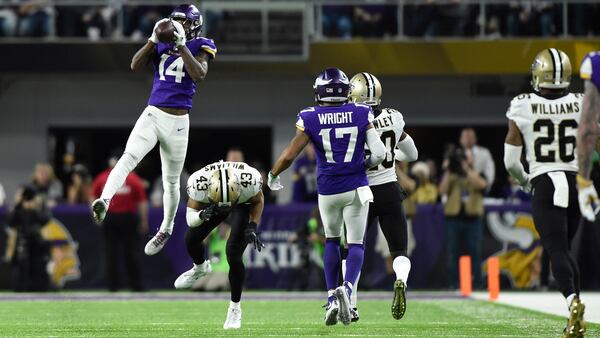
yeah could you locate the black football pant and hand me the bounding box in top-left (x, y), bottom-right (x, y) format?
top-left (531, 172), bottom-right (581, 298)
top-left (185, 206), bottom-right (249, 302)
top-left (366, 182), bottom-right (409, 258)
top-left (103, 212), bottom-right (144, 291)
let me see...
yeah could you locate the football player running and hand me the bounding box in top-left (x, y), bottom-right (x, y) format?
top-left (176, 161), bottom-right (265, 330)
top-left (577, 51), bottom-right (600, 222)
top-left (346, 73), bottom-right (418, 321)
top-left (268, 68), bottom-right (386, 326)
top-left (90, 4), bottom-right (217, 256)
top-left (503, 49), bottom-right (586, 338)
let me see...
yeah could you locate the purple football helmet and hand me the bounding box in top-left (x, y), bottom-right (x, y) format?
top-left (313, 68), bottom-right (350, 103)
top-left (170, 4), bottom-right (203, 39)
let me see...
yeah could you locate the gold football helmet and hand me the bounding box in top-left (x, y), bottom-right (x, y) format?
top-left (531, 48), bottom-right (572, 92)
top-left (349, 72), bottom-right (382, 107)
top-left (208, 168), bottom-right (241, 207)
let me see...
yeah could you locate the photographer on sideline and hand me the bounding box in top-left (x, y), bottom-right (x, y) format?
top-left (4, 186), bottom-right (51, 291)
top-left (439, 144), bottom-right (487, 290)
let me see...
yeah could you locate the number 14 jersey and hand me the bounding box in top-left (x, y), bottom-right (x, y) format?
top-left (506, 92), bottom-right (583, 179)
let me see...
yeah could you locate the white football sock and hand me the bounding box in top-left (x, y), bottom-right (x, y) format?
top-left (566, 293), bottom-right (576, 310)
top-left (159, 176), bottom-right (179, 235)
top-left (100, 152), bottom-right (139, 202)
top-left (229, 301), bottom-right (240, 310)
top-left (393, 256), bottom-right (411, 284)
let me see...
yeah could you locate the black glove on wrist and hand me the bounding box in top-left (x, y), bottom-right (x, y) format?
top-left (244, 221), bottom-right (265, 252)
top-left (198, 204), bottom-right (216, 222)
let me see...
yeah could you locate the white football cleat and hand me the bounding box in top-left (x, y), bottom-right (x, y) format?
top-left (335, 285), bottom-right (352, 326)
top-left (144, 231), bottom-right (171, 255)
top-left (174, 260), bottom-right (212, 289)
top-left (223, 305), bottom-right (242, 329)
top-left (91, 198), bottom-right (109, 224)
top-left (324, 299), bottom-right (339, 326)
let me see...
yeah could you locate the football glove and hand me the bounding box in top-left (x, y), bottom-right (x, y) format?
top-left (149, 18), bottom-right (169, 44)
top-left (267, 172), bottom-right (283, 191)
top-left (171, 20), bottom-right (187, 48)
top-left (245, 222), bottom-right (265, 252)
top-left (198, 204), bottom-right (216, 222)
top-left (577, 175), bottom-right (600, 222)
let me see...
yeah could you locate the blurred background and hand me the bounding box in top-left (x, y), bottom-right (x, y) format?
top-left (0, 0), bottom-right (600, 293)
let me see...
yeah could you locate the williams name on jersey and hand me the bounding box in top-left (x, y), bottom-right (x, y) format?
top-left (506, 92), bottom-right (583, 179)
top-left (187, 161), bottom-right (262, 204)
top-left (367, 108), bottom-right (406, 186)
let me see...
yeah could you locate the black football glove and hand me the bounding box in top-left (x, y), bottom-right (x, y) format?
top-left (245, 222), bottom-right (265, 252)
top-left (198, 204), bottom-right (216, 222)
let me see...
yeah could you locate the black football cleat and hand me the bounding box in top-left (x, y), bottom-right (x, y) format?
top-left (392, 279), bottom-right (407, 320)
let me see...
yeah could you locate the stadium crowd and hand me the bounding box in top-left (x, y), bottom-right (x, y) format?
top-left (1, 1), bottom-right (600, 39)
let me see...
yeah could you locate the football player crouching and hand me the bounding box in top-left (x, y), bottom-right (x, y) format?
top-left (175, 161), bottom-right (265, 330)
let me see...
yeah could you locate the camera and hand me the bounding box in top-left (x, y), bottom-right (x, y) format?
top-left (444, 144), bottom-right (467, 176)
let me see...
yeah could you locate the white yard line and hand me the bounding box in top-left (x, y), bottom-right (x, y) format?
top-left (472, 291), bottom-right (600, 324)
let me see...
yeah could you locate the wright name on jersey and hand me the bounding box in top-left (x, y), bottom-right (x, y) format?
top-left (187, 161), bottom-right (262, 204)
top-left (367, 108), bottom-right (405, 186)
top-left (506, 92), bottom-right (583, 179)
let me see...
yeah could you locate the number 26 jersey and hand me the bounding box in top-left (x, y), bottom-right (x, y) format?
top-left (186, 161), bottom-right (262, 204)
top-left (506, 92), bottom-right (583, 179)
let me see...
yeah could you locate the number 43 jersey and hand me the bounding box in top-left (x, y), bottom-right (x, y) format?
top-left (148, 37), bottom-right (217, 110)
top-left (186, 161), bottom-right (262, 204)
top-left (506, 92), bottom-right (583, 179)
top-left (367, 108), bottom-right (406, 186)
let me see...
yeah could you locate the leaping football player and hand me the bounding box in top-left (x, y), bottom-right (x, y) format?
top-left (176, 161), bottom-right (265, 329)
top-left (90, 4), bottom-right (217, 256)
top-left (346, 72), bottom-right (418, 321)
top-left (503, 48), bottom-right (586, 338)
top-left (268, 68), bottom-right (386, 326)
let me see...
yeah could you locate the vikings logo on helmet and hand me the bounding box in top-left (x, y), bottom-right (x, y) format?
top-left (530, 48), bottom-right (572, 92)
top-left (313, 68), bottom-right (350, 103)
top-left (170, 4), bottom-right (203, 39)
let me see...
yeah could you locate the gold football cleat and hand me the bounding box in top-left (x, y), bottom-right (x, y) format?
top-left (563, 296), bottom-right (586, 338)
top-left (391, 280), bottom-right (407, 320)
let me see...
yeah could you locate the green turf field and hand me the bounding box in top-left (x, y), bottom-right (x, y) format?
top-left (0, 298), bottom-right (597, 337)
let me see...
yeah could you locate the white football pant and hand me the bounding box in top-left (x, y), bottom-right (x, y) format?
top-left (318, 186), bottom-right (373, 244)
top-left (100, 105), bottom-right (189, 234)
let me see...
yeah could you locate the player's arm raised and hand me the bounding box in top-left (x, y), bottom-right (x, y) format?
top-left (269, 130), bottom-right (310, 190)
top-left (503, 120), bottom-right (529, 188)
top-left (578, 81), bottom-right (600, 179)
top-left (131, 18), bottom-right (170, 71)
top-left (172, 21), bottom-right (209, 82)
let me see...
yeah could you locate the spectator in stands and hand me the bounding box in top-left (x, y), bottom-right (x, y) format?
top-left (4, 186), bottom-right (51, 291)
top-left (27, 163), bottom-right (63, 209)
top-left (18, 1), bottom-right (51, 37)
top-left (409, 161), bottom-right (439, 205)
top-left (292, 144), bottom-right (317, 203)
top-left (439, 144), bottom-right (487, 289)
top-left (459, 128), bottom-right (495, 193)
top-left (193, 222), bottom-right (231, 291)
top-left (0, 182), bottom-right (5, 207)
top-left (0, 6), bottom-right (17, 37)
top-left (82, 6), bottom-right (115, 40)
top-left (91, 151), bottom-right (148, 292)
top-left (322, 6), bottom-right (352, 39)
top-left (66, 164), bottom-right (92, 205)
top-left (353, 6), bottom-right (396, 38)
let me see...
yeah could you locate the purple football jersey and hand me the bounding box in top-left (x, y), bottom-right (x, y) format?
top-left (147, 37), bottom-right (217, 110)
top-left (581, 51), bottom-right (600, 89)
top-left (296, 103), bottom-right (374, 195)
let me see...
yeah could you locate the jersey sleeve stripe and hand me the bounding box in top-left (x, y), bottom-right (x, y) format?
top-left (296, 124), bottom-right (305, 131)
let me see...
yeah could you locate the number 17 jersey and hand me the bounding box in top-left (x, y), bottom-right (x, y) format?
top-left (296, 103), bottom-right (374, 195)
top-left (506, 92), bottom-right (583, 179)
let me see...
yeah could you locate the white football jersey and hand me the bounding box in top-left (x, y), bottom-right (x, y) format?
top-left (367, 108), bottom-right (406, 186)
top-left (506, 92), bottom-right (583, 179)
top-left (186, 161), bottom-right (263, 204)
